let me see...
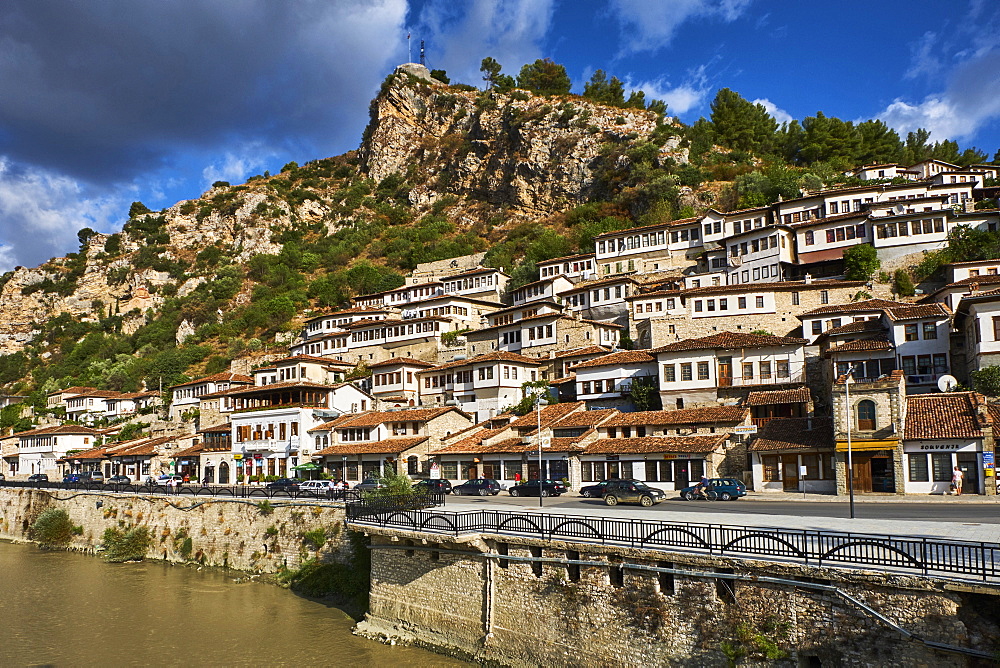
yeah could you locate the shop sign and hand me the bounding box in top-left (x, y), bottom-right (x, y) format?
top-left (604, 455), bottom-right (619, 461)
top-left (430, 463), bottom-right (440, 478)
top-left (233, 454), bottom-right (243, 460)
top-left (663, 454), bottom-right (677, 460)
top-left (732, 425), bottom-right (758, 434)
top-left (984, 452), bottom-right (995, 470)
top-left (253, 453), bottom-right (263, 460)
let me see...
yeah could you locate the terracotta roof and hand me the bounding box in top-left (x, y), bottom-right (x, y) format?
top-left (549, 375), bottom-right (576, 386)
top-left (603, 406), bottom-right (748, 427)
top-left (269, 354), bottom-right (356, 367)
top-left (66, 390), bottom-right (123, 399)
top-left (823, 335), bottom-right (894, 354)
top-left (550, 408), bottom-right (619, 428)
top-left (107, 436), bottom-right (176, 458)
top-left (435, 426), bottom-right (506, 453)
top-left (536, 252), bottom-right (596, 265)
top-left (507, 402), bottom-right (585, 429)
top-left (48, 386), bottom-right (98, 397)
top-left (799, 298), bottom-right (948, 320)
top-left (61, 447), bottom-right (110, 461)
top-left (170, 372), bottom-right (253, 389)
top-left (570, 350), bottom-right (657, 369)
top-left (334, 406), bottom-right (464, 428)
top-left (554, 345), bottom-right (612, 358)
top-left (173, 443), bottom-right (206, 457)
top-left (432, 437), bottom-right (531, 455)
top-left (815, 319), bottom-right (886, 339)
top-left (748, 418), bottom-right (834, 451)
top-left (558, 276), bottom-right (638, 295)
top-left (441, 266), bottom-right (510, 279)
top-left (307, 415), bottom-right (356, 432)
top-left (654, 332), bottom-right (807, 353)
top-left (744, 388), bottom-right (811, 406)
top-left (227, 380), bottom-right (342, 396)
top-left (367, 357), bottom-right (438, 369)
top-left (903, 393), bottom-right (988, 440)
top-left (419, 351), bottom-right (544, 373)
top-left (198, 423), bottom-right (233, 434)
top-left (584, 434), bottom-right (727, 455)
top-left (17, 425), bottom-right (102, 437)
top-left (594, 220), bottom-right (674, 238)
top-left (314, 436), bottom-right (428, 456)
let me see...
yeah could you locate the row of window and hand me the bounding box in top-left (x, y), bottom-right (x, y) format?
top-left (441, 274), bottom-right (497, 292)
top-left (694, 295), bottom-right (766, 312)
top-left (351, 321), bottom-right (441, 342)
top-left (373, 371), bottom-right (415, 387)
top-left (388, 285), bottom-right (440, 302)
top-left (729, 235), bottom-right (781, 258)
top-left (417, 305), bottom-right (469, 318)
top-left (581, 459), bottom-right (705, 483)
top-left (803, 224), bottom-right (866, 246)
top-left (779, 207), bottom-right (822, 224)
top-left (760, 453), bottom-right (835, 481)
top-left (876, 217), bottom-right (945, 239)
top-left (662, 360), bottom-right (790, 382)
top-left (234, 422), bottom-right (300, 442)
top-left (597, 231), bottom-right (671, 255)
top-left (539, 260), bottom-right (593, 277)
top-left (908, 452), bottom-right (954, 482)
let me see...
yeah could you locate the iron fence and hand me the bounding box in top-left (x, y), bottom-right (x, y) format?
top-left (347, 506), bottom-right (1000, 582)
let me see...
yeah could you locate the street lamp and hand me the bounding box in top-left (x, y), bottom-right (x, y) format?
top-left (844, 365), bottom-right (856, 520)
top-left (537, 394), bottom-right (543, 508)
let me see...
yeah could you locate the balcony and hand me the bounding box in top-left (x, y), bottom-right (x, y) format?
top-left (717, 371), bottom-right (803, 388)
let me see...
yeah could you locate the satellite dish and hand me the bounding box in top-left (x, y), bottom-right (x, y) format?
top-left (938, 375), bottom-right (958, 392)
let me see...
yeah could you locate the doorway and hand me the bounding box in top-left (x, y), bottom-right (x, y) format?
top-left (718, 357), bottom-right (733, 387)
top-left (850, 456), bottom-right (873, 493)
top-left (957, 454), bottom-right (980, 494)
top-left (781, 455), bottom-right (799, 491)
top-left (674, 460), bottom-right (690, 488)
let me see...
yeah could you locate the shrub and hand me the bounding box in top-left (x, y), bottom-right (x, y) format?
top-left (256, 500), bottom-right (274, 516)
top-left (893, 269), bottom-right (915, 296)
top-left (302, 528), bottom-right (327, 550)
top-left (31, 508), bottom-right (75, 547)
top-left (102, 525), bottom-right (152, 562)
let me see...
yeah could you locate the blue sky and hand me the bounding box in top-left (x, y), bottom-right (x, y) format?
top-left (0, 0), bottom-right (998, 272)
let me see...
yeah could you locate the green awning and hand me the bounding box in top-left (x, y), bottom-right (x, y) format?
top-left (292, 462), bottom-right (320, 470)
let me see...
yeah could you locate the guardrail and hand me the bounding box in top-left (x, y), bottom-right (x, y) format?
top-left (0, 480), bottom-right (367, 501)
top-left (348, 507), bottom-right (1000, 582)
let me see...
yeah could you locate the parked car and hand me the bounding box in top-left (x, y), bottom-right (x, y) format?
top-left (27, 473), bottom-right (49, 483)
top-left (298, 480), bottom-right (334, 493)
top-left (63, 473), bottom-right (83, 483)
top-left (78, 471), bottom-right (105, 484)
top-left (602, 480), bottom-right (666, 507)
top-left (107, 475), bottom-right (132, 485)
top-left (265, 478), bottom-right (301, 490)
top-left (414, 478), bottom-right (453, 494)
top-left (354, 478), bottom-right (385, 492)
top-left (680, 478), bottom-right (747, 501)
top-left (508, 479), bottom-right (567, 497)
top-left (451, 478), bottom-right (501, 496)
top-left (579, 478), bottom-right (642, 498)
top-left (149, 474), bottom-right (184, 486)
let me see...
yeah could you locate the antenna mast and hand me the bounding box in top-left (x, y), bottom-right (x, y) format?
top-left (420, 40), bottom-right (425, 66)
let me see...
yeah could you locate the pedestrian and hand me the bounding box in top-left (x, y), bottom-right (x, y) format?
top-left (952, 466), bottom-right (964, 496)
top-left (514, 472), bottom-right (521, 484)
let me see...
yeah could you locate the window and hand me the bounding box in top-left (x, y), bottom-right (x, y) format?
top-left (776, 360), bottom-right (789, 378)
top-left (742, 362), bottom-right (754, 380)
top-left (759, 361), bottom-right (771, 380)
top-left (856, 400), bottom-right (876, 430)
top-left (681, 363), bottom-right (693, 381)
top-left (901, 356), bottom-right (916, 375)
top-left (791, 292), bottom-right (800, 306)
top-left (908, 454), bottom-right (929, 482)
top-left (820, 291), bottom-right (829, 304)
top-left (694, 301), bottom-right (703, 312)
top-left (805, 231), bottom-right (814, 245)
top-left (904, 324), bottom-right (918, 341)
top-left (755, 296), bottom-right (764, 308)
top-left (801, 454), bottom-right (820, 480)
top-left (663, 365), bottom-right (676, 382)
top-left (919, 321), bottom-right (936, 340)
top-left (811, 321), bottom-right (821, 335)
top-left (931, 453), bottom-right (952, 482)
top-left (697, 361), bottom-right (710, 380)
top-left (738, 297), bottom-right (747, 309)
top-left (719, 298), bottom-right (728, 310)
top-left (933, 354), bottom-right (948, 374)
top-left (762, 455), bottom-right (780, 482)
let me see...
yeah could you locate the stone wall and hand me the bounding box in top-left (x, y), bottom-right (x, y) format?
top-left (356, 529), bottom-right (998, 667)
top-left (0, 488), bottom-right (349, 572)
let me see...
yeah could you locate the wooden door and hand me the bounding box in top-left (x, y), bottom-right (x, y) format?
top-left (851, 457), bottom-right (872, 492)
top-left (781, 455), bottom-right (799, 491)
top-left (718, 357), bottom-right (733, 387)
top-left (527, 462), bottom-right (540, 480)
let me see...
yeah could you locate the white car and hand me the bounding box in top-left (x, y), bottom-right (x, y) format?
top-left (298, 480), bottom-right (334, 493)
top-left (148, 474), bottom-right (184, 486)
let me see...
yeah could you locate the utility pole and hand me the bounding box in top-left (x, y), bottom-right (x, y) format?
top-left (845, 367), bottom-right (856, 519)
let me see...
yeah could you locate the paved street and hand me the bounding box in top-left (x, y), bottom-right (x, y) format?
top-left (441, 493), bottom-right (1000, 543)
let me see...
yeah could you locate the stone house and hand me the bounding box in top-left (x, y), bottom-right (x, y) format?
top-left (558, 275), bottom-right (638, 325)
top-left (748, 417), bottom-right (835, 494)
top-left (169, 372), bottom-right (253, 421)
top-left (581, 434), bottom-right (731, 492)
top-left (571, 350), bottom-right (658, 410)
top-left (15, 424), bottom-right (101, 478)
top-left (368, 357), bottom-right (437, 407)
top-left (416, 351), bottom-right (544, 422)
top-left (536, 253), bottom-right (596, 281)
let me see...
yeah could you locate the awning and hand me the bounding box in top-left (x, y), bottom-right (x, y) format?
top-left (292, 462), bottom-right (320, 470)
top-left (835, 439), bottom-right (899, 452)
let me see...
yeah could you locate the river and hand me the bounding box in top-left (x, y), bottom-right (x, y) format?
top-left (0, 541), bottom-right (463, 667)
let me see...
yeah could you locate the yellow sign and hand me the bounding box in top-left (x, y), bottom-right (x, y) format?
top-left (835, 439), bottom-right (898, 452)
top-left (233, 454), bottom-right (243, 460)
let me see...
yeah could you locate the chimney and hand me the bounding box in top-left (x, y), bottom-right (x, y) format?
top-left (804, 274), bottom-right (813, 285)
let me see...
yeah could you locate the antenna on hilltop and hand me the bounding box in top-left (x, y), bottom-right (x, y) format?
top-left (420, 40), bottom-right (425, 66)
top-left (407, 32), bottom-right (411, 62)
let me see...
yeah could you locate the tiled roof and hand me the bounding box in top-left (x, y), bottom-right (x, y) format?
top-left (799, 298), bottom-right (948, 321)
top-left (17, 425), bottom-right (101, 437)
top-left (549, 375), bottom-right (576, 386)
top-left (198, 423), bottom-right (233, 434)
top-left (603, 406), bottom-right (748, 427)
top-left (170, 372), bottom-right (253, 389)
top-left (107, 436), bottom-right (176, 458)
top-left (550, 408), bottom-right (619, 428)
top-left (334, 406), bottom-right (463, 428)
top-left (744, 388), bottom-right (811, 406)
top-left (558, 276), bottom-right (638, 295)
top-left (62, 447), bottom-right (110, 461)
top-left (173, 443), bottom-right (206, 457)
top-left (48, 386), bottom-right (98, 397)
top-left (653, 332), bottom-right (807, 353)
top-left (432, 436), bottom-right (524, 455)
top-left (748, 418), bottom-right (834, 451)
top-left (66, 390), bottom-right (122, 399)
top-left (536, 252), bottom-right (595, 265)
top-left (903, 393), bottom-right (988, 440)
top-left (314, 436), bottom-right (428, 456)
top-left (584, 434), bottom-right (727, 455)
top-left (823, 336), bottom-right (894, 354)
top-left (570, 350), bottom-right (657, 369)
top-left (227, 381), bottom-right (340, 395)
top-left (367, 357), bottom-right (438, 369)
top-left (419, 351), bottom-right (543, 373)
top-left (554, 345), bottom-right (612, 358)
top-left (815, 319), bottom-right (886, 339)
top-left (594, 220), bottom-right (674, 238)
top-left (507, 402), bottom-right (584, 429)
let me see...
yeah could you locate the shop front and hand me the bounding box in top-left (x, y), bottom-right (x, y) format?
top-left (903, 440), bottom-right (983, 495)
top-left (835, 439), bottom-right (900, 494)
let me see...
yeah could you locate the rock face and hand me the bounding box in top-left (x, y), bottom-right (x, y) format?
top-left (360, 64), bottom-right (666, 217)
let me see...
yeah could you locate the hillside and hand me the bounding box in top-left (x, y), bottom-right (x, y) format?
top-left (0, 62), bottom-right (994, 401)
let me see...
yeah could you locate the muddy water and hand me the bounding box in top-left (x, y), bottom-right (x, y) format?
top-left (0, 542), bottom-right (462, 667)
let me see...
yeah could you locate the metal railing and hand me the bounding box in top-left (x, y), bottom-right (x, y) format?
top-left (346, 492), bottom-right (447, 518)
top-left (348, 507), bottom-right (1000, 582)
top-left (0, 480), bottom-right (366, 501)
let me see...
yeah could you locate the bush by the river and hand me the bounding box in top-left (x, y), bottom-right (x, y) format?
top-left (281, 531), bottom-right (370, 613)
top-left (102, 525), bottom-right (152, 562)
top-left (30, 508), bottom-right (76, 547)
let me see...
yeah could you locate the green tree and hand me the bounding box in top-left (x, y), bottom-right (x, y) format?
top-left (855, 120), bottom-right (903, 166)
top-left (480, 57), bottom-right (503, 88)
top-left (709, 88), bottom-right (777, 153)
top-left (629, 377), bottom-right (661, 411)
top-left (516, 58), bottom-right (571, 96)
top-left (128, 201), bottom-right (152, 218)
top-left (583, 70), bottom-right (625, 106)
top-left (429, 69), bottom-right (449, 84)
top-left (972, 366), bottom-right (1000, 397)
top-left (893, 269), bottom-right (915, 296)
top-left (843, 244), bottom-right (880, 281)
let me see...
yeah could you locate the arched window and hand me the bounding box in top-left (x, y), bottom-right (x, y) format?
top-left (857, 400), bottom-right (876, 431)
top-left (219, 461), bottom-right (230, 485)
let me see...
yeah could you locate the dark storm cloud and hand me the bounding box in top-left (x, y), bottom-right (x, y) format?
top-left (0, 0), bottom-right (407, 182)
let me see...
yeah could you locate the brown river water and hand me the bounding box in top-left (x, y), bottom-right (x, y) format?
top-left (0, 541), bottom-right (464, 667)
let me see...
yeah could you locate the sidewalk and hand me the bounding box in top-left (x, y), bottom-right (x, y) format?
top-left (744, 491), bottom-right (1000, 503)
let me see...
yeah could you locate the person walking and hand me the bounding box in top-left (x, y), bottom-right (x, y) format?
top-left (952, 465), bottom-right (964, 496)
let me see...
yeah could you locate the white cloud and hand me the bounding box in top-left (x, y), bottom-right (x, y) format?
top-left (625, 64), bottom-right (712, 116)
top-left (878, 49), bottom-right (1000, 142)
top-left (609, 0), bottom-right (753, 54)
top-left (416, 0), bottom-right (555, 85)
top-left (752, 98), bottom-right (792, 126)
top-left (0, 157), bottom-right (126, 271)
top-left (904, 31), bottom-right (942, 79)
top-left (201, 146), bottom-right (274, 189)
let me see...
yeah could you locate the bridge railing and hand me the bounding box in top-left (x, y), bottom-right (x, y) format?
top-left (348, 507), bottom-right (1000, 582)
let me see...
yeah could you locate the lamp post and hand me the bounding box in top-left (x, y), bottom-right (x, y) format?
top-left (844, 366), bottom-right (856, 520)
top-left (537, 393), bottom-right (543, 508)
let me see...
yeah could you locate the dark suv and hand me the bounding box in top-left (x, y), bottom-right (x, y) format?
top-left (78, 471), bottom-right (105, 484)
top-left (451, 478), bottom-right (501, 496)
top-left (602, 480), bottom-right (666, 507)
top-left (414, 478), bottom-right (453, 494)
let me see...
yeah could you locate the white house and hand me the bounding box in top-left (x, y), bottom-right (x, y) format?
top-left (417, 351), bottom-right (544, 422)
